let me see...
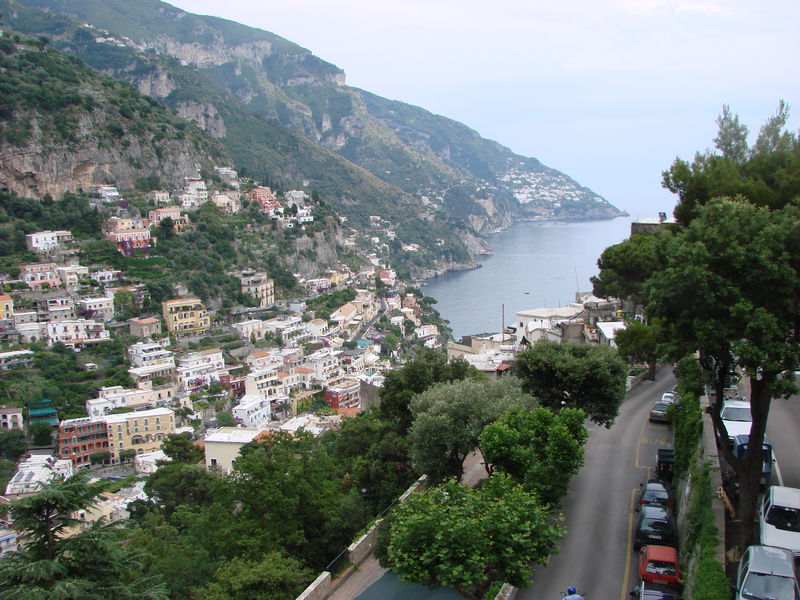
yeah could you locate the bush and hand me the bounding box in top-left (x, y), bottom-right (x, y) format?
top-left (690, 551), bottom-right (731, 600)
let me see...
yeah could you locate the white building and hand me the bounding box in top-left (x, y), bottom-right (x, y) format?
top-left (5, 455), bottom-right (74, 497)
top-left (134, 450), bottom-right (170, 474)
top-left (77, 296), bottom-right (115, 322)
top-left (304, 347), bottom-right (342, 386)
top-left (85, 384), bottom-right (178, 417)
top-left (204, 427), bottom-right (264, 472)
top-left (177, 348), bottom-right (226, 390)
top-left (262, 316), bottom-right (310, 347)
top-left (46, 319), bottom-right (111, 349)
top-left (513, 305), bottom-right (586, 345)
top-left (25, 230), bottom-right (73, 253)
top-left (232, 318), bottom-right (270, 341)
top-left (232, 394), bottom-right (272, 429)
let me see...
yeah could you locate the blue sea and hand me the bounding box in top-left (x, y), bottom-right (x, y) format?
top-left (424, 217), bottom-right (635, 339)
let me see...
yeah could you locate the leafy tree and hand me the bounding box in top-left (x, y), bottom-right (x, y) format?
top-left (383, 475), bottom-right (562, 600)
top-left (29, 421), bottom-right (53, 446)
top-left (514, 340), bottom-right (627, 427)
top-left (591, 231), bottom-right (666, 306)
top-left (408, 378), bottom-right (534, 483)
top-left (662, 102), bottom-right (800, 226)
top-left (89, 450), bottom-right (111, 465)
top-left (125, 512), bottom-right (217, 598)
top-left (193, 553), bottom-right (312, 600)
top-left (161, 432), bottom-right (203, 463)
top-left (0, 473), bottom-right (168, 599)
top-left (614, 318), bottom-right (663, 380)
top-left (119, 449), bottom-right (137, 462)
top-left (0, 429), bottom-right (27, 460)
top-left (480, 407), bottom-right (587, 505)
top-left (144, 463), bottom-right (219, 515)
top-left (322, 410), bottom-right (415, 514)
top-left (377, 350), bottom-right (479, 435)
top-left (645, 196), bottom-right (800, 549)
top-left (216, 411), bottom-right (237, 427)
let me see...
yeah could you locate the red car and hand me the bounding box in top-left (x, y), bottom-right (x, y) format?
top-left (638, 545), bottom-right (680, 588)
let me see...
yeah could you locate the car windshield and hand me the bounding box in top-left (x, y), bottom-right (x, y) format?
top-left (741, 572), bottom-right (795, 600)
top-left (721, 407), bottom-right (752, 422)
top-left (645, 560), bottom-right (677, 576)
top-left (643, 488), bottom-right (669, 503)
top-left (641, 518), bottom-right (671, 531)
top-left (766, 505), bottom-right (800, 532)
top-left (652, 402), bottom-right (670, 411)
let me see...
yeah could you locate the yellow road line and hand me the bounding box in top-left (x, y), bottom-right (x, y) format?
top-left (620, 487), bottom-right (638, 600)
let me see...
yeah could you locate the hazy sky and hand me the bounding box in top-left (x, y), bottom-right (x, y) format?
top-left (170, 0), bottom-right (800, 218)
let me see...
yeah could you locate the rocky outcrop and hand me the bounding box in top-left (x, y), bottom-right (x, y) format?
top-left (0, 112), bottom-right (223, 199)
top-left (175, 101), bottom-right (227, 138)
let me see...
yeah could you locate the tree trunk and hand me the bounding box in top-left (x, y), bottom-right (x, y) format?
top-left (646, 358), bottom-right (657, 380)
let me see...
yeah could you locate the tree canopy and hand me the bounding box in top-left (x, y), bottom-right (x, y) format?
top-left (480, 406), bottom-right (587, 505)
top-left (0, 473), bottom-right (168, 600)
top-left (384, 475), bottom-right (561, 600)
top-left (408, 378), bottom-right (534, 483)
top-left (514, 340), bottom-right (627, 427)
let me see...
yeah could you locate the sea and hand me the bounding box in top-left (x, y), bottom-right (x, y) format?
top-left (423, 217), bottom-right (635, 340)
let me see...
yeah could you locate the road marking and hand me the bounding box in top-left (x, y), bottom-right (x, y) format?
top-left (621, 487), bottom-right (638, 600)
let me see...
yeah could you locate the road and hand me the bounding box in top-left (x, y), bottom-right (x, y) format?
top-left (765, 377), bottom-right (800, 489)
top-left (518, 366), bottom-right (676, 600)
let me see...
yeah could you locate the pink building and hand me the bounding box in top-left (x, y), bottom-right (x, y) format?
top-left (20, 263), bottom-right (61, 291)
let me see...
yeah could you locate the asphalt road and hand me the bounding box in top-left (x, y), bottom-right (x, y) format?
top-left (518, 366), bottom-right (676, 600)
top-left (765, 378), bottom-right (800, 489)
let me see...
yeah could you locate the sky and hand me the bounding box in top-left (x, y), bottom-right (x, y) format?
top-left (170, 0), bottom-right (800, 218)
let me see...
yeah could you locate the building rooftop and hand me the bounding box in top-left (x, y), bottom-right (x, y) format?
top-left (204, 427), bottom-right (263, 444)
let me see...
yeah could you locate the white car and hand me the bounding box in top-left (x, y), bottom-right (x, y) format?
top-left (759, 486), bottom-right (800, 558)
top-left (660, 392), bottom-right (678, 404)
top-left (735, 544), bottom-right (799, 600)
top-left (720, 399), bottom-right (752, 440)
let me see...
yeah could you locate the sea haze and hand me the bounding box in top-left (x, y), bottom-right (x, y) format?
top-left (424, 217), bottom-right (634, 340)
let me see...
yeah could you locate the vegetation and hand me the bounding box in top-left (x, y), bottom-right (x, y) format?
top-left (480, 406), bottom-right (588, 506)
top-left (382, 475), bottom-right (562, 600)
top-left (0, 341), bottom-right (132, 420)
top-left (408, 378), bottom-right (534, 483)
top-left (592, 103), bottom-right (800, 550)
top-left (0, 473), bottom-right (168, 600)
top-left (513, 340), bottom-right (628, 427)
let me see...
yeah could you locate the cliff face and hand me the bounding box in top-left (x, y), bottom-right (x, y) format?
top-left (0, 37), bottom-right (229, 199)
top-left (0, 113), bottom-right (219, 198)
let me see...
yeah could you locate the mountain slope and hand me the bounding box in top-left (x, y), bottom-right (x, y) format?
top-left (11, 0), bottom-right (625, 230)
top-left (0, 31), bottom-right (229, 198)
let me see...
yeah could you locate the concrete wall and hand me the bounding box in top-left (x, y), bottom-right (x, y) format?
top-left (348, 519), bottom-right (383, 566)
top-left (296, 572), bottom-right (331, 600)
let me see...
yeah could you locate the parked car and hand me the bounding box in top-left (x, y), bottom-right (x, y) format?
top-left (722, 434), bottom-right (773, 504)
top-left (649, 400), bottom-right (673, 423)
top-left (630, 581), bottom-right (681, 600)
top-left (759, 486), bottom-right (800, 558)
top-left (638, 480), bottom-right (673, 508)
top-left (720, 399), bottom-right (752, 441)
top-left (634, 505), bottom-right (677, 549)
top-left (638, 545), bottom-right (681, 588)
top-left (735, 544), bottom-right (800, 600)
top-left (660, 392), bottom-right (678, 404)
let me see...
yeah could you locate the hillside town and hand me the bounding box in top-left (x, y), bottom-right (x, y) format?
top-left (0, 162), bottom-right (638, 560)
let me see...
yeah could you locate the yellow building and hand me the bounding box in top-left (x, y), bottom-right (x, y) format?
top-left (162, 297), bottom-right (210, 335)
top-left (0, 295), bottom-right (13, 320)
top-left (103, 407), bottom-right (175, 464)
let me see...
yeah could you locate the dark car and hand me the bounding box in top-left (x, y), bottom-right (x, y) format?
top-left (638, 480), bottom-right (673, 508)
top-left (634, 505), bottom-right (677, 549)
top-left (649, 401), bottom-right (673, 423)
top-left (630, 581), bottom-right (681, 600)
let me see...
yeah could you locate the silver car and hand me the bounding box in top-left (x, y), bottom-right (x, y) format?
top-left (735, 545), bottom-right (799, 600)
